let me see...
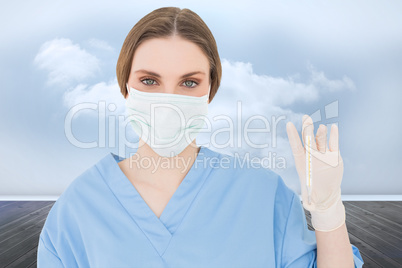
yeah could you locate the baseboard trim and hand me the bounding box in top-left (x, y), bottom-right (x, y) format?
top-left (296, 195), bottom-right (402, 201)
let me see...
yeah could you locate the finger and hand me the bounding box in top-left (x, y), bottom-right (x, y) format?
top-left (301, 115), bottom-right (308, 146)
top-left (301, 115), bottom-right (317, 151)
top-left (329, 124), bottom-right (339, 152)
top-left (315, 124), bottom-right (327, 153)
top-left (286, 121), bottom-right (304, 157)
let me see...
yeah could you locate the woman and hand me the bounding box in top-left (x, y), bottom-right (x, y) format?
top-left (37, 7), bottom-right (364, 267)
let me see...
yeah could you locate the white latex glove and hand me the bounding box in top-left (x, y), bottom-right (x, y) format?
top-left (286, 115), bottom-right (346, 232)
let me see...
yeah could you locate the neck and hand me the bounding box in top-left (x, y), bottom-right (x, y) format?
top-left (129, 139), bottom-right (200, 182)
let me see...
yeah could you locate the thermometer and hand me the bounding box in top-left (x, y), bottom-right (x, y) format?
top-left (306, 135), bottom-right (312, 205)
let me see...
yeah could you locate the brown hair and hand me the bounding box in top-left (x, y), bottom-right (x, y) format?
top-left (116, 7), bottom-right (222, 102)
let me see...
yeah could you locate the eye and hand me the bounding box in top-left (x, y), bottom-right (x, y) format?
top-left (182, 80), bottom-right (198, 88)
top-left (141, 77), bottom-right (157, 86)
top-left (140, 77), bottom-right (199, 88)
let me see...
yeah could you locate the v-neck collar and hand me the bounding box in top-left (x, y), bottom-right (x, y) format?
top-left (96, 145), bottom-right (219, 257)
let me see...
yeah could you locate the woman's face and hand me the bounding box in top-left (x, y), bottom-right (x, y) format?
top-left (127, 35), bottom-right (210, 102)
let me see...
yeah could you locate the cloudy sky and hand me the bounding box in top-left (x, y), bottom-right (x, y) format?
top-left (1, 0), bottom-right (401, 197)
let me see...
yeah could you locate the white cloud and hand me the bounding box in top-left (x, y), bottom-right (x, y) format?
top-left (307, 63), bottom-right (356, 92)
top-left (218, 58), bottom-right (354, 109)
top-left (85, 38), bottom-right (114, 52)
top-left (34, 38), bottom-right (100, 87)
top-left (63, 78), bottom-right (125, 117)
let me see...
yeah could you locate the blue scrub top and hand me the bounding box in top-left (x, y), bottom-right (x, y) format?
top-left (37, 146), bottom-right (364, 267)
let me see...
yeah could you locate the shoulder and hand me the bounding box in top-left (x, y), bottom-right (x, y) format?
top-left (55, 154), bottom-right (108, 207)
top-left (39, 153), bottom-right (113, 240)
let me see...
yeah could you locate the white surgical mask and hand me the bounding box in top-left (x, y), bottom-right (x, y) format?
top-left (125, 83), bottom-right (210, 157)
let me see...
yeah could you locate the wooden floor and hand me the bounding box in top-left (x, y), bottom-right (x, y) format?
top-left (0, 201), bottom-right (401, 267)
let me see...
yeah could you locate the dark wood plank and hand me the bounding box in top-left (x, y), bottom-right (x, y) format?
top-left (0, 217), bottom-right (46, 255)
top-left (4, 246), bottom-right (38, 268)
top-left (359, 251), bottom-right (385, 268)
top-left (344, 202), bottom-right (402, 239)
top-left (0, 201), bottom-right (14, 209)
top-left (346, 232), bottom-right (395, 268)
top-left (344, 208), bottom-right (402, 264)
top-left (27, 260), bottom-right (37, 268)
top-left (0, 203), bottom-right (53, 242)
top-left (385, 201), bottom-right (402, 209)
top-left (0, 201), bottom-right (54, 226)
top-left (344, 203), bottom-right (402, 248)
top-left (0, 201), bottom-right (53, 267)
top-left (348, 201), bottom-right (402, 226)
top-left (0, 219), bottom-right (44, 267)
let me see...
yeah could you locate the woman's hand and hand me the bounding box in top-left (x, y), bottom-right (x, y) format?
top-left (286, 115), bottom-right (346, 232)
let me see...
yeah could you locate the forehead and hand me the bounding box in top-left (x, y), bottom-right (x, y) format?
top-left (131, 36), bottom-right (209, 76)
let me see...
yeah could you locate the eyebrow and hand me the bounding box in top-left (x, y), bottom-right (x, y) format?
top-left (134, 69), bottom-right (205, 79)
